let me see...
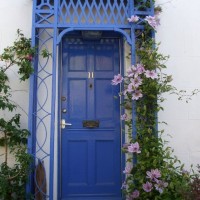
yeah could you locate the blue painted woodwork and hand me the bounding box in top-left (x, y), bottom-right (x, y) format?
top-left (61, 37), bottom-right (121, 199)
top-left (28, 0), bottom-right (154, 199)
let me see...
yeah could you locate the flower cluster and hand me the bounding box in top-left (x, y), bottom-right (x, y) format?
top-left (122, 146), bottom-right (168, 198)
top-left (122, 142), bottom-right (141, 199)
top-left (111, 63), bottom-right (158, 101)
top-left (127, 14), bottom-right (160, 30)
top-left (114, 5), bottom-right (195, 200)
top-left (125, 169), bottom-right (168, 199)
top-left (143, 169), bottom-right (168, 194)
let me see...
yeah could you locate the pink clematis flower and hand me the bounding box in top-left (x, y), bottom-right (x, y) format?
top-left (123, 164), bottom-right (132, 174)
top-left (132, 90), bottom-right (143, 100)
top-left (111, 74), bottom-right (123, 85)
top-left (126, 83), bottom-right (134, 93)
top-left (128, 142), bottom-right (141, 154)
top-left (121, 113), bottom-right (128, 121)
top-left (136, 63), bottom-right (145, 74)
top-left (145, 70), bottom-right (158, 79)
top-left (130, 77), bottom-right (143, 88)
top-left (127, 65), bottom-right (137, 77)
top-left (145, 15), bottom-right (160, 30)
top-left (155, 180), bottom-right (168, 194)
top-left (128, 15), bottom-right (139, 23)
top-left (131, 190), bottom-right (140, 199)
top-left (143, 181), bottom-right (153, 192)
top-left (146, 169), bottom-right (161, 182)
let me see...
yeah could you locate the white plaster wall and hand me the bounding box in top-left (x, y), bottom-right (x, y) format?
top-left (156, 0), bottom-right (200, 170)
top-left (0, 0), bottom-right (32, 164)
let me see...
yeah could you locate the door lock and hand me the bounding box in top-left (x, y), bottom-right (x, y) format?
top-left (61, 119), bottom-right (72, 129)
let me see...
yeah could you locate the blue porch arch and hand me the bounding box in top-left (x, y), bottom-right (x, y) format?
top-left (28, 0), bottom-right (154, 199)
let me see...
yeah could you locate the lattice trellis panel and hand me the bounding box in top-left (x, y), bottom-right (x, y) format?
top-left (34, 0), bottom-right (154, 28)
top-left (58, 0), bottom-right (129, 26)
top-left (29, 28), bottom-right (54, 199)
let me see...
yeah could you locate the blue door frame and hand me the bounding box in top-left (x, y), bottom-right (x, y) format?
top-left (29, 1), bottom-right (154, 199)
top-left (58, 32), bottom-right (124, 200)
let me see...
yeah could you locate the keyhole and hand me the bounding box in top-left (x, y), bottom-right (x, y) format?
top-left (89, 83), bottom-right (93, 89)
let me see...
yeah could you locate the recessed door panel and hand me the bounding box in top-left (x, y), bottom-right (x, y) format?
top-left (68, 44), bottom-right (88, 72)
top-left (95, 79), bottom-right (115, 128)
top-left (95, 44), bottom-right (114, 71)
top-left (68, 79), bottom-right (87, 119)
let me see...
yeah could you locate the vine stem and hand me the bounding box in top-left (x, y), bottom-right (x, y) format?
top-left (4, 132), bottom-right (7, 164)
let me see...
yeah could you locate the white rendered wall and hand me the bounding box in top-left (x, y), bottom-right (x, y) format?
top-left (156, 0), bottom-right (200, 170)
top-left (0, 0), bottom-right (32, 164)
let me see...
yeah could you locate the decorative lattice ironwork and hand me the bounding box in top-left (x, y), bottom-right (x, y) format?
top-left (28, 28), bottom-right (54, 199)
top-left (34, 0), bottom-right (154, 28)
top-left (58, 0), bottom-right (129, 27)
top-left (35, 0), bottom-right (54, 25)
top-left (34, 29), bottom-right (54, 200)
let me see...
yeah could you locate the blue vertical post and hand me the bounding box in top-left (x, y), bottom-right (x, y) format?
top-left (49, 0), bottom-right (58, 199)
top-left (150, 0), bottom-right (157, 134)
top-left (150, 0), bottom-right (155, 39)
top-left (129, 0), bottom-right (137, 140)
top-left (129, 0), bottom-right (134, 17)
top-left (27, 0), bottom-right (37, 195)
top-left (131, 26), bottom-right (137, 140)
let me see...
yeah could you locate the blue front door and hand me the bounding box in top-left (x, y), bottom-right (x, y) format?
top-left (60, 36), bottom-right (121, 200)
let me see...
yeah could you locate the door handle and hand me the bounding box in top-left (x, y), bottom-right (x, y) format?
top-left (88, 72), bottom-right (94, 78)
top-left (61, 119), bottom-right (72, 129)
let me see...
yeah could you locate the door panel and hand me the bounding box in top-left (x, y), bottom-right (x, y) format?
top-left (95, 140), bottom-right (115, 184)
top-left (95, 79), bottom-right (115, 127)
top-left (67, 140), bottom-right (88, 184)
top-left (95, 44), bottom-right (114, 71)
top-left (68, 79), bottom-right (88, 119)
top-left (61, 37), bottom-right (121, 200)
top-left (68, 44), bottom-right (88, 71)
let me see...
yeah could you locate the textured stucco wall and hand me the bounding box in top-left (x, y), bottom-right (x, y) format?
top-left (0, 0), bottom-right (32, 165)
top-left (0, 0), bottom-right (32, 124)
top-left (156, 0), bottom-right (200, 170)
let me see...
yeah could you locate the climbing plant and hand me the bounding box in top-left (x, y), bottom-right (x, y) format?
top-left (112, 3), bottom-right (197, 200)
top-left (0, 30), bottom-right (35, 199)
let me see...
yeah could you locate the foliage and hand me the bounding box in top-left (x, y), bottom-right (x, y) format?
top-left (112, 5), bottom-right (199, 200)
top-left (182, 165), bottom-right (200, 200)
top-left (0, 30), bottom-right (34, 199)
